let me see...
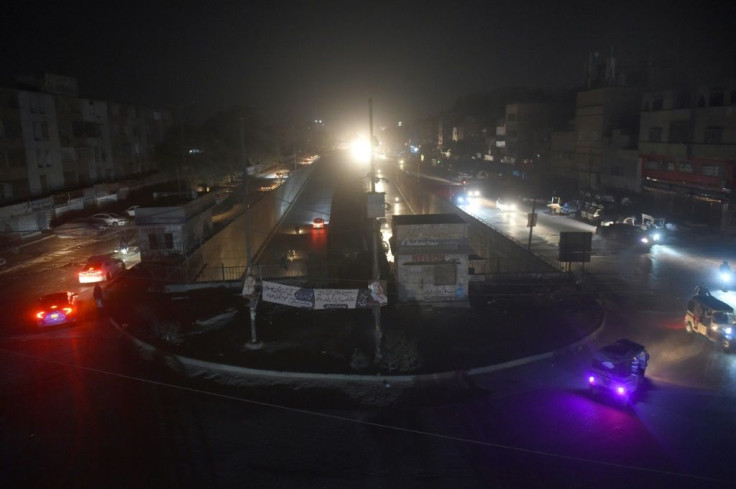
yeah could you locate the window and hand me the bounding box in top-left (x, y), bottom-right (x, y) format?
top-left (669, 120), bottom-right (689, 143)
top-left (3, 120), bottom-right (21, 138)
top-left (648, 127), bottom-right (662, 142)
top-left (148, 233), bottom-right (159, 249)
top-left (678, 161), bottom-right (694, 173)
top-left (704, 127), bottom-right (723, 144)
top-left (164, 233), bottom-right (174, 249)
top-left (33, 121), bottom-right (49, 140)
top-left (665, 160), bottom-right (676, 171)
top-left (434, 263), bottom-right (457, 286)
top-left (709, 91), bottom-right (724, 107)
top-left (701, 165), bottom-right (723, 177)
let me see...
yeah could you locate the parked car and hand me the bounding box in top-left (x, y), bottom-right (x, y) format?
top-left (33, 292), bottom-right (78, 328)
top-left (92, 212), bottom-right (128, 226)
top-left (125, 205), bottom-right (139, 217)
top-left (78, 255), bottom-right (126, 283)
top-left (86, 218), bottom-right (110, 230)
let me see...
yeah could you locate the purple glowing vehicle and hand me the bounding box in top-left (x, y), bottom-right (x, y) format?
top-left (587, 339), bottom-right (649, 405)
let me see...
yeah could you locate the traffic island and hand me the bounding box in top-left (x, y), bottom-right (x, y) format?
top-left (107, 284), bottom-right (604, 406)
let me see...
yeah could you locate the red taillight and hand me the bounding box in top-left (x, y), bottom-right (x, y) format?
top-left (63, 307), bottom-right (74, 315)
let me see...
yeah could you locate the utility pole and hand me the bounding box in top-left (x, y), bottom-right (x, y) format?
top-left (240, 116), bottom-right (262, 350)
top-left (369, 99), bottom-right (382, 362)
top-left (178, 106), bottom-right (185, 193)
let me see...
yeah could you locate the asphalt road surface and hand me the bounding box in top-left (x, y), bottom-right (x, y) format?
top-left (1, 155), bottom-right (735, 488)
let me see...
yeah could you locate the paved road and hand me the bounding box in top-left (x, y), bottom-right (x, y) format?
top-left (1, 154), bottom-right (735, 488)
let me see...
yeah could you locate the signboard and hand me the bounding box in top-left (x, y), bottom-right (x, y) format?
top-left (262, 281), bottom-right (385, 309)
top-left (559, 232), bottom-right (592, 262)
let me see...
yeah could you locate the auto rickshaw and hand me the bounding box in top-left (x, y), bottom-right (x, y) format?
top-left (587, 339), bottom-right (649, 404)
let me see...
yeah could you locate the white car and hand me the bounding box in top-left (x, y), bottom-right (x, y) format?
top-left (92, 212), bottom-right (128, 226)
top-left (125, 205), bottom-right (139, 217)
top-left (78, 255), bottom-right (126, 283)
top-left (495, 198), bottom-right (517, 212)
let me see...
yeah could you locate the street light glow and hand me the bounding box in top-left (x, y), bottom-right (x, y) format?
top-left (350, 136), bottom-right (372, 163)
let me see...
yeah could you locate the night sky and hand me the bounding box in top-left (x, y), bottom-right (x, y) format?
top-left (3, 1), bottom-right (734, 134)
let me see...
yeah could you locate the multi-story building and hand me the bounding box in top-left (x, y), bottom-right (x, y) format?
top-left (638, 80), bottom-right (736, 229)
top-left (550, 86), bottom-right (641, 194)
top-left (0, 73), bottom-right (172, 204)
top-left (494, 102), bottom-right (559, 167)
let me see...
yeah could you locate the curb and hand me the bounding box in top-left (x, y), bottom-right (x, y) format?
top-left (109, 307), bottom-right (606, 403)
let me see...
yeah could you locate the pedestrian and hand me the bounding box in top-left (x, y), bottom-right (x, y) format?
top-left (93, 284), bottom-right (103, 309)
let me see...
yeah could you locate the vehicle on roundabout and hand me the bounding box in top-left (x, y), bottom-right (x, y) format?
top-left (33, 291), bottom-right (79, 328)
top-left (78, 255), bottom-right (126, 284)
top-left (587, 339), bottom-right (649, 405)
top-left (312, 217), bottom-right (325, 229)
top-left (685, 285), bottom-right (735, 352)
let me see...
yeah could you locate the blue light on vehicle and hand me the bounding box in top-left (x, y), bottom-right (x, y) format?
top-left (616, 386), bottom-right (626, 396)
top-left (651, 232), bottom-right (661, 241)
top-left (588, 375), bottom-right (595, 384)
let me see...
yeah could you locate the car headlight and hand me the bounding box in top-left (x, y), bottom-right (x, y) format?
top-left (724, 327), bottom-right (733, 335)
top-left (641, 237), bottom-right (649, 244)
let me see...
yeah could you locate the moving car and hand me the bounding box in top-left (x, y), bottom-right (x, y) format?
top-left (92, 212), bottom-right (128, 226)
top-left (587, 339), bottom-right (649, 404)
top-left (34, 292), bottom-right (78, 327)
top-left (685, 285), bottom-right (735, 352)
top-left (125, 205), bottom-right (140, 217)
top-left (78, 255), bottom-right (126, 283)
top-left (495, 198), bottom-right (517, 212)
top-left (312, 217), bottom-right (325, 229)
top-left (456, 189), bottom-right (482, 206)
top-left (596, 223), bottom-right (653, 252)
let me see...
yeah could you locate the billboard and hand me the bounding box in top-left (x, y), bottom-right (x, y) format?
top-left (559, 232), bottom-right (592, 262)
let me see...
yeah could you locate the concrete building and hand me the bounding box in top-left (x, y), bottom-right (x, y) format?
top-left (134, 191), bottom-right (216, 263)
top-left (0, 73), bottom-right (172, 204)
top-left (638, 80), bottom-right (736, 229)
top-left (495, 102), bottom-right (558, 167)
top-left (391, 214), bottom-right (473, 304)
top-left (550, 86), bottom-right (642, 194)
